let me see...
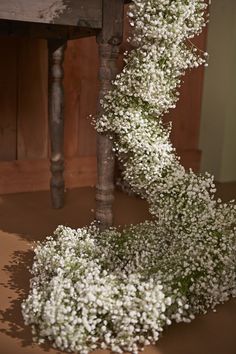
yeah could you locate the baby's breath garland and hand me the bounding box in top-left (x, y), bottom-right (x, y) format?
top-left (22, 1), bottom-right (236, 354)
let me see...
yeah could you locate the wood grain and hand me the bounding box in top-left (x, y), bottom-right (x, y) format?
top-left (95, 0), bottom-right (125, 228)
top-left (76, 37), bottom-right (98, 156)
top-left (63, 36), bottom-right (99, 158)
top-left (0, 5), bottom-right (207, 194)
top-left (48, 39), bottom-right (66, 208)
top-left (0, 20), bottom-right (97, 41)
top-left (17, 38), bottom-right (48, 160)
top-left (0, 0), bottom-right (102, 28)
top-left (0, 156), bottom-right (96, 194)
top-left (63, 40), bottom-right (81, 158)
top-left (0, 37), bottom-right (18, 161)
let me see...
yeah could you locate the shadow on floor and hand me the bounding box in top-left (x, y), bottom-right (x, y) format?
top-left (0, 186), bottom-right (236, 354)
top-left (0, 187), bottom-right (150, 242)
top-left (0, 248), bottom-right (35, 347)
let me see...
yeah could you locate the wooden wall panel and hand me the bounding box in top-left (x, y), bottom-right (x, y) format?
top-left (64, 37), bottom-right (99, 158)
top-left (77, 37), bottom-right (98, 158)
top-left (0, 37), bottom-right (18, 161)
top-left (0, 156), bottom-right (96, 194)
top-left (63, 40), bottom-right (81, 158)
top-left (17, 38), bottom-right (48, 160)
top-left (0, 6), bottom-right (208, 194)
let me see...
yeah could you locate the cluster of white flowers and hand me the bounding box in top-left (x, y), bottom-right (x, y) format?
top-left (22, 1), bottom-right (236, 353)
top-left (22, 226), bottom-right (179, 353)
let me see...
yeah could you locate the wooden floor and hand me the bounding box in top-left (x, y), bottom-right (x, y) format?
top-left (0, 186), bottom-right (236, 354)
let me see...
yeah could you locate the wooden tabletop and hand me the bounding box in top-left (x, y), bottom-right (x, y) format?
top-left (0, 0), bottom-right (102, 28)
top-left (0, 0), bottom-right (131, 40)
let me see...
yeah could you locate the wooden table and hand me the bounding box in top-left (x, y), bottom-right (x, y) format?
top-left (0, 0), bottom-right (130, 228)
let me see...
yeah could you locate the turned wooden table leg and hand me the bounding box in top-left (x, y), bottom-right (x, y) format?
top-left (48, 39), bottom-right (66, 209)
top-left (96, 0), bottom-right (124, 229)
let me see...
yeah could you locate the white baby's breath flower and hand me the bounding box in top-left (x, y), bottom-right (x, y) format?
top-left (22, 1), bottom-right (236, 353)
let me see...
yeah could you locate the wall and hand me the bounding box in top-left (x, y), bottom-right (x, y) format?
top-left (166, 29), bottom-right (207, 172)
top-left (200, 0), bottom-right (236, 182)
top-left (0, 12), bottom-right (207, 194)
top-left (0, 36), bottom-right (99, 194)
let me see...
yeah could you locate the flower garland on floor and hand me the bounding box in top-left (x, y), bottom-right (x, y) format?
top-left (22, 1), bottom-right (236, 354)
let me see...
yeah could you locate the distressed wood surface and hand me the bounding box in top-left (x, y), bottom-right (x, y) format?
top-left (48, 39), bottom-right (66, 208)
top-left (0, 0), bottom-right (102, 28)
top-left (96, 0), bottom-right (125, 229)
